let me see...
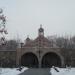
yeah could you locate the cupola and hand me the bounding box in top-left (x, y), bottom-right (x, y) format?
top-left (38, 24), bottom-right (44, 36)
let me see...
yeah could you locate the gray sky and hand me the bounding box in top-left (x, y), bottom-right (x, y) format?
top-left (0, 0), bottom-right (75, 41)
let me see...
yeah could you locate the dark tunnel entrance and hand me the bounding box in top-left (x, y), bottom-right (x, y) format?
top-left (21, 53), bottom-right (38, 68)
top-left (42, 52), bottom-right (61, 68)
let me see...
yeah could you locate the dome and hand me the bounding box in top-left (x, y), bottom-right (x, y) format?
top-left (25, 36), bottom-right (31, 43)
top-left (26, 37), bottom-right (30, 41)
top-left (38, 24), bottom-right (44, 36)
top-left (39, 25), bottom-right (44, 32)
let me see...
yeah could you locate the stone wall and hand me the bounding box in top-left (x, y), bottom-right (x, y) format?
top-left (0, 50), bottom-right (16, 67)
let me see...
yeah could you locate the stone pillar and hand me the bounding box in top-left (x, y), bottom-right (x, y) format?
top-left (39, 59), bottom-right (41, 68)
top-left (16, 48), bottom-right (21, 67)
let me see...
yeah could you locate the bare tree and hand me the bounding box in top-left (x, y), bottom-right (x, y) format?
top-left (47, 35), bottom-right (75, 49)
top-left (0, 8), bottom-right (8, 45)
top-left (6, 40), bottom-right (18, 50)
top-left (56, 37), bottom-right (69, 48)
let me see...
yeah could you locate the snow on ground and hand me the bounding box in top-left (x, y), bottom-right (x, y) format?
top-left (50, 67), bottom-right (75, 75)
top-left (0, 67), bottom-right (28, 75)
top-left (0, 66), bottom-right (75, 75)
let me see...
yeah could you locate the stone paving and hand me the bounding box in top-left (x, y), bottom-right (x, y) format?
top-left (19, 68), bottom-right (51, 75)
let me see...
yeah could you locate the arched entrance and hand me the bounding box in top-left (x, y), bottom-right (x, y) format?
top-left (21, 52), bottom-right (38, 68)
top-left (42, 52), bottom-right (62, 68)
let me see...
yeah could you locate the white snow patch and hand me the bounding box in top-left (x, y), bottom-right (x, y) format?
top-left (0, 67), bottom-right (28, 75)
top-left (50, 67), bottom-right (75, 75)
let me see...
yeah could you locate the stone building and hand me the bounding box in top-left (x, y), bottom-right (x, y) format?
top-left (0, 26), bottom-right (75, 68)
top-left (16, 26), bottom-right (75, 68)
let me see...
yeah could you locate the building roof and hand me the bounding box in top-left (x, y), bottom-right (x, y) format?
top-left (24, 35), bottom-right (53, 48)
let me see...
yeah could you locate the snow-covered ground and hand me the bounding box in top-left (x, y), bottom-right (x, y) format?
top-left (0, 67), bottom-right (28, 75)
top-left (50, 67), bottom-right (75, 75)
top-left (0, 67), bottom-right (75, 75)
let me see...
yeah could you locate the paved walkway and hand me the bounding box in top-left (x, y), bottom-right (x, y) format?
top-left (19, 68), bottom-right (51, 75)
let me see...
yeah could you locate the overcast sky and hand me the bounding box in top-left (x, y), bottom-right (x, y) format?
top-left (0, 0), bottom-right (75, 41)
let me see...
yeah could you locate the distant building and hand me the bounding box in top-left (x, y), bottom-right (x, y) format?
top-left (0, 25), bottom-right (75, 68)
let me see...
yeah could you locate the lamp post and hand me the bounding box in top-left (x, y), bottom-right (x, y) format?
top-left (19, 42), bottom-right (23, 67)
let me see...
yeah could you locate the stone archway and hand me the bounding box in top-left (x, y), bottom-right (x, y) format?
top-left (21, 52), bottom-right (39, 68)
top-left (41, 52), bottom-right (62, 68)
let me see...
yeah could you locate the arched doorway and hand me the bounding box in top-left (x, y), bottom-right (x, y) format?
top-left (42, 52), bottom-right (62, 68)
top-left (21, 52), bottom-right (38, 68)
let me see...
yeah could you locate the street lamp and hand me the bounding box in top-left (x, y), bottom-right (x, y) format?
top-left (19, 43), bottom-right (23, 66)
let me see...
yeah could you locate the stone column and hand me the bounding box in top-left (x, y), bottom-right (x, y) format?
top-left (39, 58), bottom-right (41, 68)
